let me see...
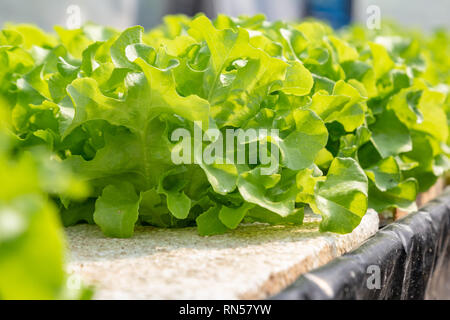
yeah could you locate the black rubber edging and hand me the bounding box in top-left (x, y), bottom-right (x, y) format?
top-left (271, 188), bottom-right (450, 300)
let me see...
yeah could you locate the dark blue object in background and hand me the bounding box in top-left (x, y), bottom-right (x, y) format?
top-left (305, 0), bottom-right (353, 29)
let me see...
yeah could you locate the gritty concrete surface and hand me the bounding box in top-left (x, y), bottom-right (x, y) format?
top-left (65, 210), bottom-right (379, 300)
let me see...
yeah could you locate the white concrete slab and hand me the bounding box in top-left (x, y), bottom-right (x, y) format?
top-left (66, 210), bottom-right (379, 299)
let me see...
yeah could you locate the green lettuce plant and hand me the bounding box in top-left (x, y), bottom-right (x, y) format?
top-left (0, 98), bottom-right (91, 299)
top-left (1, 15), bottom-right (449, 240)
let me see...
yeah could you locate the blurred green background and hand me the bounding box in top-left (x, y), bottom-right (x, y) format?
top-left (0, 0), bottom-right (449, 31)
